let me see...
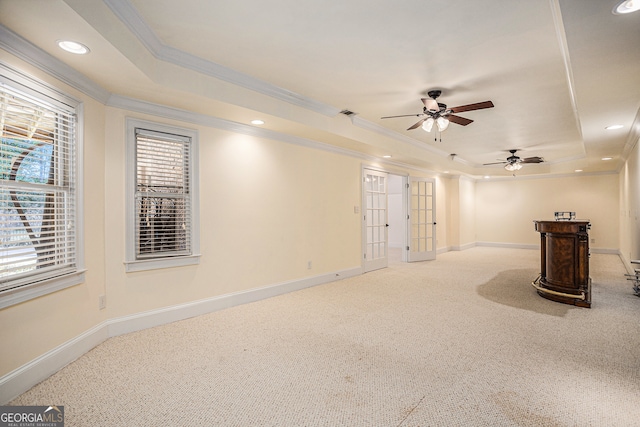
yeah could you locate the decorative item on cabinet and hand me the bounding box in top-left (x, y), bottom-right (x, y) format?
top-left (554, 211), bottom-right (575, 221)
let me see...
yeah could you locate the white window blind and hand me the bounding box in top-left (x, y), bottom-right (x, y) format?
top-left (134, 128), bottom-right (191, 259)
top-left (0, 84), bottom-right (78, 293)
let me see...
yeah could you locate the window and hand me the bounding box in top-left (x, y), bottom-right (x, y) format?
top-left (0, 67), bottom-right (84, 308)
top-left (125, 119), bottom-right (199, 272)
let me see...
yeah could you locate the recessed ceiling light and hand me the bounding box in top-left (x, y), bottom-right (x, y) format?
top-left (251, 119), bottom-right (264, 125)
top-left (382, 155), bottom-right (392, 158)
top-left (602, 157), bottom-right (613, 161)
top-left (613, 0), bottom-right (640, 14)
top-left (57, 40), bottom-right (90, 55)
top-left (605, 124), bottom-right (624, 130)
top-left (575, 169), bottom-right (583, 172)
top-left (484, 176), bottom-right (490, 179)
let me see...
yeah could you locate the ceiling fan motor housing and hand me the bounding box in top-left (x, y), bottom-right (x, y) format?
top-left (423, 102), bottom-right (448, 114)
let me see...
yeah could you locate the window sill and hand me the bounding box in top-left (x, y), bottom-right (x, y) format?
top-left (124, 254), bottom-right (201, 273)
top-left (0, 270), bottom-right (86, 310)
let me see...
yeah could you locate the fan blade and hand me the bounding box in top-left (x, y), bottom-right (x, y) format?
top-left (483, 161), bottom-right (507, 165)
top-left (381, 113), bottom-right (424, 119)
top-left (407, 119), bottom-right (425, 130)
top-left (521, 157), bottom-right (544, 164)
top-left (450, 101), bottom-right (494, 114)
top-left (447, 114), bottom-right (473, 126)
top-left (421, 98), bottom-right (439, 112)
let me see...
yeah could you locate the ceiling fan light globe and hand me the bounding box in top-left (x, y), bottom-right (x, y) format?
top-left (422, 117), bottom-right (435, 132)
top-left (436, 117), bottom-right (450, 131)
top-left (613, 0), bottom-right (640, 14)
top-left (504, 163), bottom-right (522, 172)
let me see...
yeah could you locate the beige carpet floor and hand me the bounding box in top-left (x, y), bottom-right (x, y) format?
top-left (9, 247), bottom-right (640, 426)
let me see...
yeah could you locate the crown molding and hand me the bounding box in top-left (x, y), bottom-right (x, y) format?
top-left (0, 25), bottom-right (110, 103)
top-left (102, 0), bottom-right (340, 117)
top-left (108, 94), bottom-right (441, 176)
top-left (109, 94), bottom-right (366, 159)
top-left (621, 107), bottom-right (640, 162)
top-left (549, 0), bottom-right (584, 143)
top-left (477, 169), bottom-right (618, 182)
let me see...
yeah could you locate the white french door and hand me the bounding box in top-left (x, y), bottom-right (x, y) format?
top-left (407, 177), bottom-right (436, 262)
top-left (363, 169), bottom-right (388, 272)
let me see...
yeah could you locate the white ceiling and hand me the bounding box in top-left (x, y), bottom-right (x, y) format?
top-left (1, 0), bottom-right (638, 177)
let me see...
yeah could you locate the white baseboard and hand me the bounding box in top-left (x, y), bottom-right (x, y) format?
top-left (0, 321), bottom-right (109, 405)
top-left (450, 242), bottom-right (477, 251)
top-left (0, 266), bottom-right (361, 404)
top-left (107, 267), bottom-right (361, 337)
top-left (476, 242), bottom-right (620, 256)
top-left (476, 241), bottom-right (539, 250)
top-left (590, 248), bottom-right (619, 255)
top-left (439, 242), bottom-right (622, 257)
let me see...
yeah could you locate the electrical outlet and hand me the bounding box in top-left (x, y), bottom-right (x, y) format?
top-left (591, 238), bottom-right (595, 244)
top-left (98, 295), bottom-right (106, 310)
top-left (307, 261), bottom-right (312, 270)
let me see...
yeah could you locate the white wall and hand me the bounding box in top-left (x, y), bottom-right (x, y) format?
top-left (476, 173), bottom-right (619, 250)
top-left (459, 178), bottom-right (476, 247)
top-left (619, 138), bottom-right (640, 265)
top-left (442, 176), bottom-right (476, 250)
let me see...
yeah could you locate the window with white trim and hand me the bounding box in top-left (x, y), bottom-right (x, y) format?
top-left (0, 68), bottom-right (84, 308)
top-left (125, 119), bottom-right (199, 272)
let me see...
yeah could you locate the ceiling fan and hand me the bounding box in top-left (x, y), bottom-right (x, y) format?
top-left (381, 90), bottom-right (494, 132)
top-left (483, 149), bottom-right (544, 171)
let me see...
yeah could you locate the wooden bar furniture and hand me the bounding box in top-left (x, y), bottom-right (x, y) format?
top-left (533, 220), bottom-right (591, 308)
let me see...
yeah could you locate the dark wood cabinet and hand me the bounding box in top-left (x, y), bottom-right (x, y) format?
top-left (533, 220), bottom-right (591, 308)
